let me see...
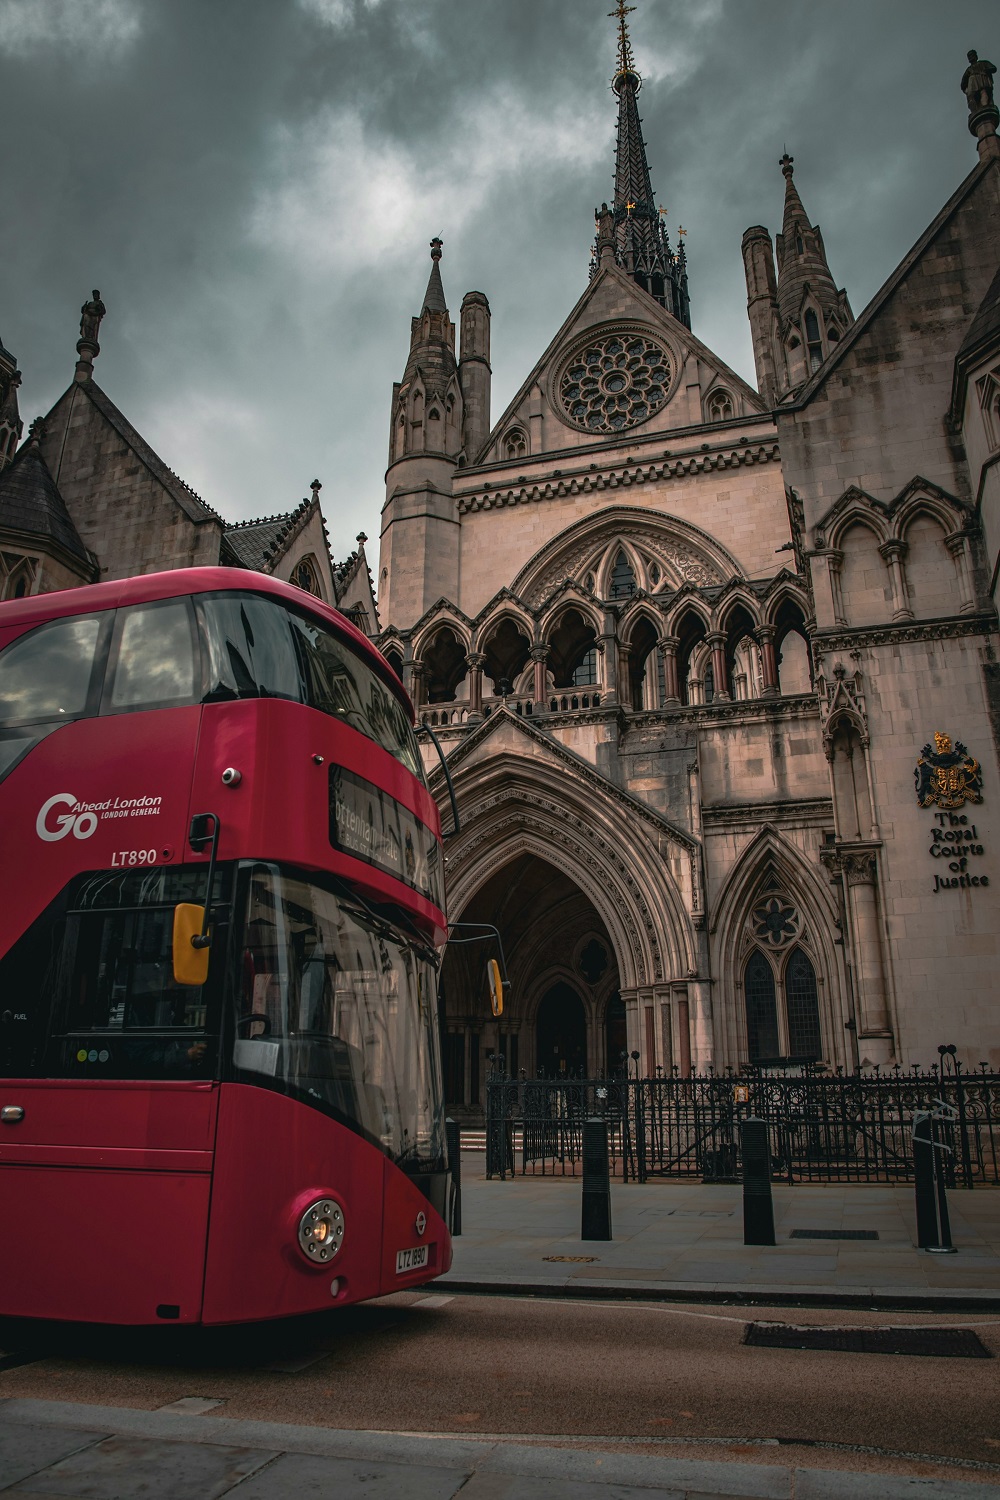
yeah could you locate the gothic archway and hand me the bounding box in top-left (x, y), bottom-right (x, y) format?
top-left (439, 851), bottom-right (621, 1113)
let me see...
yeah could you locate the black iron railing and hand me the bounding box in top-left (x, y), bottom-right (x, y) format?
top-left (484, 1064), bottom-right (1000, 1186)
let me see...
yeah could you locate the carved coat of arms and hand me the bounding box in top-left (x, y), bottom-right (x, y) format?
top-left (915, 732), bottom-right (984, 810)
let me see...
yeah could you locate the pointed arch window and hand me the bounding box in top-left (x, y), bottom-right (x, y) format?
top-left (707, 389), bottom-right (734, 423)
top-left (609, 549), bottom-right (637, 599)
top-left (785, 947), bottom-right (821, 1060)
top-left (293, 556), bottom-right (320, 596)
top-left (572, 648), bottom-right (598, 687)
top-left (503, 427), bottom-right (527, 461)
top-left (804, 309), bottom-right (823, 372)
top-left (745, 951), bottom-right (779, 1062)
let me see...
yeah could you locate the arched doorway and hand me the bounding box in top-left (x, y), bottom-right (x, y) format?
top-left (439, 853), bottom-right (620, 1117)
top-left (536, 983), bottom-right (586, 1078)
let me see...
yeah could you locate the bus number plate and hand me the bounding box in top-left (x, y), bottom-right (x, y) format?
top-left (396, 1245), bottom-right (428, 1275)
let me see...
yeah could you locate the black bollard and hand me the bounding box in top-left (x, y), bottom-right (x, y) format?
top-left (446, 1117), bottom-right (462, 1236)
top-left (913, 1113), bottom-right (955, 1253)
top-left (581, 1116), bottom-right (612, 1241)
top-left (741, 1116), bottom-right (775, 1246)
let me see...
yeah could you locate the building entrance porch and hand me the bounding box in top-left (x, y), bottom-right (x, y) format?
top-left (439, 853), bottom-right (622, 1119)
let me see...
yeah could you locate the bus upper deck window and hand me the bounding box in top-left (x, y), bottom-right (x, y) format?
top-left (0, 615), bottom-right (103, 725)
top-left (199, 596), bottom-right (303, 703)
top-left (108, 600), bottom-right (197, 711)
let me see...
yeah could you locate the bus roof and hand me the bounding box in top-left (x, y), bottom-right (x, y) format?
top-left (0, 567), bottom-right (412, 717)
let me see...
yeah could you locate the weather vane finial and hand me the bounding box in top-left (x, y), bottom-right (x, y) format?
top-left (608, 0), bottom-right (637, 83)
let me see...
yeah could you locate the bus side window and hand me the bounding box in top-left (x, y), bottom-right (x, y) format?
top-left (104, 600), bottom-right (198, 713)
top-left (0, 614), bottom-right (107, 726)
top-left (198, 597), bottom-right (303, 703)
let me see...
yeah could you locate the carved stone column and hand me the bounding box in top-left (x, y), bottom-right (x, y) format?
top-left (657, 634), bottom-right (680, 705)
top-left (620, 987), bottom-right (641, 1064)
top-left (821, 844), bottom-right (893, 1062)
top-left (945, 531), bottom-right (977, 613)
top-left (757, 625), bottom-right (779, 696)
top-left (599, 609), bottom-right (620, 706)
top-left (530, 644), bottom-right (549, 705)
top-left (825, 549), bottom-right (846, 625)
top-left (465, 652), bottom-right (486, 716)
top-left (706, 631), bottom-right (729, 701)
top-left (407, 660), bottom-right (427, 709)
top-left (686, 979), bottom-right (714, 1071)
top-left (879, 540), bottom-right (913, 621)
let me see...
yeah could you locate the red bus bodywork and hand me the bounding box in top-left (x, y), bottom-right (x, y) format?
top-left (0, 569), bottom-right (452, 1324)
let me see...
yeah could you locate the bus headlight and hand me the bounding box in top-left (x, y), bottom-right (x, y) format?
top-left (297, 1199), bottom-right (345, 1263)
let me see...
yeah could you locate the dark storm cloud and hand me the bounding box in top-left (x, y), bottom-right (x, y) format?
top-left (1, 0), bottom-right (994, 561)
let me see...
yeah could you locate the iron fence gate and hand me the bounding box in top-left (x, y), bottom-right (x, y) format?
top-left (484, 1065), bottom-right (1000, 1186)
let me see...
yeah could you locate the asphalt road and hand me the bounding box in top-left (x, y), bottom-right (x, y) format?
top-left (2, 1292), bottom-right (999, 1488)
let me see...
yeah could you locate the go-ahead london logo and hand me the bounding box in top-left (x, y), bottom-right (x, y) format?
top-left (35, 792), bottom-right (163, 842)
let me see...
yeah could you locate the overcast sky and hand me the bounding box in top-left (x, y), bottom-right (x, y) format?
top-left (1, 0), bottom-right (995, 561)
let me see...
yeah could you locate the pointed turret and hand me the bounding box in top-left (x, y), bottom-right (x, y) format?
top-left (389, 239), bottom-right (463, 466)
top-left (774, 154), bottom-right (853, 384)
top-left (742, 154), bottom-right (854, 402)
top-left (0, 334), bottom-right (22, 471)
top-left (380, 240), bottom-right (465, 626)
top-left (597, 2), bottom-right (690, 327)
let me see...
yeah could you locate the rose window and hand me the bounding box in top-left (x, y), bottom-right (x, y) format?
top-left (559, 333), bottom-right (671, 434)
top-left (751, 896), bottom-right (799, 948)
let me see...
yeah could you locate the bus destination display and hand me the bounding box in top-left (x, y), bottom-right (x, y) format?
top-left (329, 765), bottom-right (443, 908)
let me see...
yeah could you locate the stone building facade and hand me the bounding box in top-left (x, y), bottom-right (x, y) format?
top-left (0, 295), bottom-right (377, 627)
top-left (378, 22), bottom-right (1000, 1110)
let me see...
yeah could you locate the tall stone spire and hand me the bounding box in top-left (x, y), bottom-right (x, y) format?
top-left (389, 238), bottom-right (462, 466)
top-left (598, 2), bottom-right (690, 327)
top-left (774, 154), bottom-right (852, 379)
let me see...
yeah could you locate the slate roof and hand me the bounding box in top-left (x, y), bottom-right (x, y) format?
top-left (958, 258), bottom-right (1000, 361)
top-left (77, 381), bottom-right (222, 526)
top-left (223, 496), bottom-right (314, 572)
top-left (0, 442), bottom-right (91, 563)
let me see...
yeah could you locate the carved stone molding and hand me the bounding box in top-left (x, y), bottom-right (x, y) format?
top-left (814, 612), bottom-right (997, 652)
top-left (456, 444), bottom-right (781, 517)
top-left (819, 842), bottom-right (881, 886)
top-left (702, 797), bottom-right (834, 829)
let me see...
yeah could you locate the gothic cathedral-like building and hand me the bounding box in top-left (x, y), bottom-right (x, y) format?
top-left (377, 20), bottom-right (1000, 1110)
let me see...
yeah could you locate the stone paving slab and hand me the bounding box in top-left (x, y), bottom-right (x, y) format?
top-left (0, 1420), bottom-right (109, 1491)
top-left (2, 1399), bottom-right (998, 1500)
top-left (440, 1176), bottom-right (1000, 1305)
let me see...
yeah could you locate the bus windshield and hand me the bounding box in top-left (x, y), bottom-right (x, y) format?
top-left (234, 864), bottom-right (445, 1172)
top-left (0, 867), bottom-right (226, 1082)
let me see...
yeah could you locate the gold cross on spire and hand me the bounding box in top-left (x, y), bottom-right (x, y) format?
top-left (657, 204), bottom-right (667, 218)
top-left (625, 199), bottom-right (636, 216)
top-left (677, 225), bottom-right (687, 237)
top-left (608, 0), bottom-right (637, 79)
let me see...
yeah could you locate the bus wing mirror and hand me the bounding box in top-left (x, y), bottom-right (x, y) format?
top-left (172, 903), bottom-right (210, 986)
top-left (487, 958), bottom-right (506, 1017)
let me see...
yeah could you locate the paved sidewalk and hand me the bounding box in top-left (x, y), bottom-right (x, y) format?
top-left (2, 1398), bottom-right (998, 1500)
top-left (440, 1173), bottom-right (1000, 1305)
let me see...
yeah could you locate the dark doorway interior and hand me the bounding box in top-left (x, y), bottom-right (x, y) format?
top-left (536, 983), bottom-right (587, 1078)
top-left (604, 991), bottom-right (627, 1074)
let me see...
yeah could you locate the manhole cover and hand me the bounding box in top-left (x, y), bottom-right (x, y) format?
top-left (542, 1255), bottom-right (599, 1263)
top-left (789, 1229), bottom-right (879, 1241)
top-left (744, 1324), bottom-right (992, 1358)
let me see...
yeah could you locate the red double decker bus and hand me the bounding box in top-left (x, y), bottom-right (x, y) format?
top-left (0, 568), bottom-right (452, 1324)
